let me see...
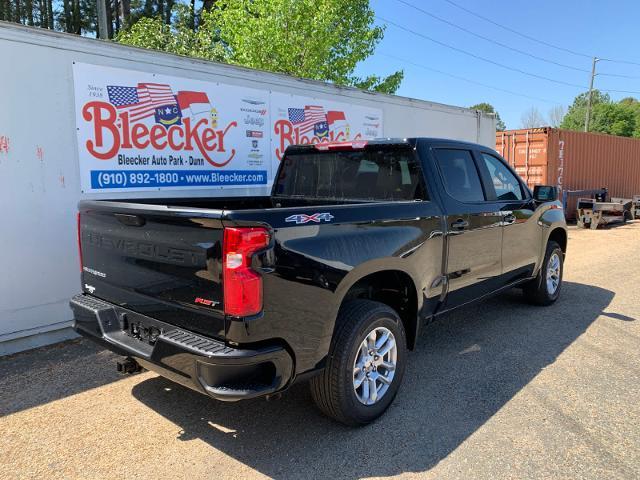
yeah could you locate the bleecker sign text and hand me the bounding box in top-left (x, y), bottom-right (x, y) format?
top-left (82, 102), bottom-right (237, 167)
top-left (274, 119), bottom-right (363, 161)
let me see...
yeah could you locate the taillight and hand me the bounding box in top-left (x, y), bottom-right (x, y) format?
top-left (77, 212), bottom-right (83, 272)
top-left (223, 227), bottom-right (270, 317)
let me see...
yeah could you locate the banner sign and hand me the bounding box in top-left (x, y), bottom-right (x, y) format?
top-left (270, 92), bottom-right (383, 161)
top-left (73, 63), bottom-right (383, 192)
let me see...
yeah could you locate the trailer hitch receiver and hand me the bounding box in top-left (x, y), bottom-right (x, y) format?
top-left (116, 357), bottom-right (142, 374)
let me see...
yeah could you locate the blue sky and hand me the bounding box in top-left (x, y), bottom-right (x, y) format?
top-left (356, 0), bottom-right (640, 129)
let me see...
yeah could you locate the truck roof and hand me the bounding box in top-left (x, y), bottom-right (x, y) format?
top-left (285, 137), bottom-right (489, 154)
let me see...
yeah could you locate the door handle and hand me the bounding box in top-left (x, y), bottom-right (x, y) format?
top-left (450, 218), bottom-right (469, 231)
top-left (503, 213), bottom-right (516, 224)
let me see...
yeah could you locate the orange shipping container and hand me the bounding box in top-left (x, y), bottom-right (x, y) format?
top-left (496, 128), bottom-right (640, 215)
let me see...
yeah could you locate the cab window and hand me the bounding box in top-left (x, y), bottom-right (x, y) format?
top-left (481, 153), bottom-right (524, 201)
top-left (433, 149), bottom-right (485, 202)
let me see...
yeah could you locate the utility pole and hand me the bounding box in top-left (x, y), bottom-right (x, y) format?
top-left (584, 57), bottom-right (598, 132)
top-left (97, 0), bottom-right (109, 39)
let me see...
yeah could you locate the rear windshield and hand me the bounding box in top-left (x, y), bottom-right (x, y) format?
top-left (273, 147), bottom-right (425, 201)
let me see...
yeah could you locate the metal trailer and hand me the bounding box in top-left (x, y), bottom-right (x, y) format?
top-left (632, 195), bottom-right (640, 219)
top-left (0, 23), bottom-right (496, 355)
top-left (577, 197), bottom-right (633, 229)
top-left (562, 188), bottom-right (607, 212)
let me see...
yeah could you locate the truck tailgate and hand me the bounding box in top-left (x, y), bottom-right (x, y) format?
top-left (78, 201), bottom-right (226, 339)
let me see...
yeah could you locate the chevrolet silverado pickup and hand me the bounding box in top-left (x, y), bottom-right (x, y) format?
top-left (71, 138), bottom-right (567, 425)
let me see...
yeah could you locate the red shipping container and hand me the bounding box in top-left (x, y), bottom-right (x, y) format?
top-left (496, 128), bottom-right (640, 215)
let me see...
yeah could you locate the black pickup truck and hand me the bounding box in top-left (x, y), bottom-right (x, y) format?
top-left (71, 138), bottom-right (567, 425)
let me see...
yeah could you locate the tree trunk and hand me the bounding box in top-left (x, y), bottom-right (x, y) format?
top-left (164, 0), bottom-right (173, 25)
top-left (14, 0), bottom-right (21, 23)
top-left (72, 0), bottom-right (81, 34)
top-left (46, 0), bottom-right (53, 28)
top-left (0, 0), bottom-right (7, 22)
top-left (113, 0), bottom-right (120, 35)
top-left (106, 0), bottom-right (113, 38)
top-left (120, 0), bottom-right (130, 27)
top-left (63, 0), bottom-right (72, 32)
top-left (25, 0), bottom-right (33, 25)
top-left (190, 0), bottom-right (195, 29)
top-left (38, 0), bottom-right (45, 26)
top-left (142, 0), bottom-right (152, 17)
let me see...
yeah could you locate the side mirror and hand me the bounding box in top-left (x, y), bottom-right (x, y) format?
top-left (533, 185), bottom-right (558, 202)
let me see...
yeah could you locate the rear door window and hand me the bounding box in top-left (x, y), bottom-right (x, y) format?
top-left (433, 149), bottom-right (485, 202)
top-left (273, 147), bottom-right (426, 201)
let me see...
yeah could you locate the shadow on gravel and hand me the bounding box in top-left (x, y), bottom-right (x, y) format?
top-left (602, 312), bottom-right (636, 322)
top-left (130, 281), bottom-right (617, 479)
top-left (0, 339), bottom-right (122, 416)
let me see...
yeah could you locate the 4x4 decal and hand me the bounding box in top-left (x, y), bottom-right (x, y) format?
top-left (285, 212), bottom-right (334, 224)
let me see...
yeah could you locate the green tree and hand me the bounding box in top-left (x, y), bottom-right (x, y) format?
top-left (0, 0), bottom-right (7, 22)
top-left (117, 4), bottom-right (225, 58)
top-left (620, 97), bottom-right (639, 106)
top-left (469, 102), bottom-right (506, 130)
top-left (560, 90), bottom-right (638, 137)
top-left (560, 90), bottom-right (610, 131)
top-left (589, 103), bottom-right (636, 137)
top-left (619, 97), bottom-right (640, 138)
top-left (2, 0), bottom-right (54, 28)
top-left (117, 0), bottom-right (403, 94)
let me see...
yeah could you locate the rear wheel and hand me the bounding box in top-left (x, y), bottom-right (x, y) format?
top-left (310, 300), bottom-right (407, 426)
top-left (523, 241), bottom-right (563, 306)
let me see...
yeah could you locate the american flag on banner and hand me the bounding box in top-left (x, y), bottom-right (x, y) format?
top-left (288, 105), bottom-right (327, 135)
top-left (107, 83), bottom-right (177, 122)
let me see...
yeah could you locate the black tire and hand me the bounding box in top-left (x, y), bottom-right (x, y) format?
top-left (523, 241), bottom-right (563, 306)
top-left (310, 300), bottom-right (407, 426)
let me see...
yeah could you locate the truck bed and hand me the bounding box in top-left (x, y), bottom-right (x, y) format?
top-left (78, 193), bottom-right (419, 341)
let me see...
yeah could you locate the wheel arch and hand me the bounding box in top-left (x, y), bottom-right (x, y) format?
top-left (548, 227), bottom-right (567, 254)
top-left (334, 269), bottom-right (420, 350)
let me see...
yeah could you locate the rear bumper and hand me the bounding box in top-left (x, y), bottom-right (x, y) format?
top-left (70, 294), bottom-right (293, 401)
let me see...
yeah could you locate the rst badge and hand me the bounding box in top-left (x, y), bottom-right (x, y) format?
top-left (194, 297), bottom-right (219, 307)
top-left (285, 213), bottom-right (334, 224)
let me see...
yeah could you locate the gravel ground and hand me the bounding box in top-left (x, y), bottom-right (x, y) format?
top-left (1, 223), bottom-right (639, 480)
